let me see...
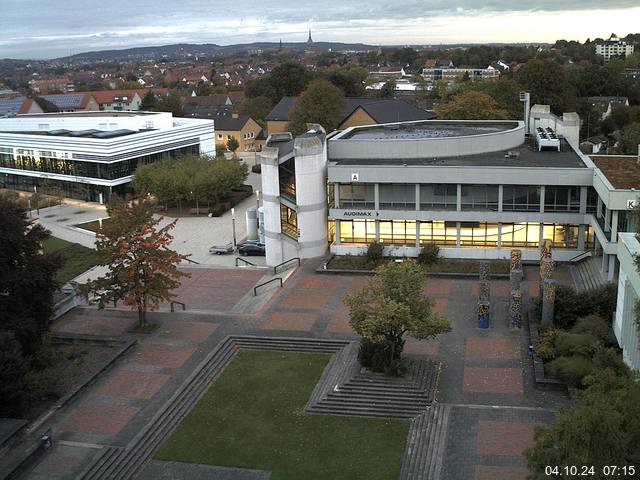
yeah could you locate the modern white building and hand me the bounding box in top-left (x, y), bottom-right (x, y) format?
top-left (259, 106), bottom-right (640, 286)
top-left (595, 35), bottom-right (634, 61)
top-left (614, 232), bottom-right (640, 370)
top-left (0, 111), bottom-right (215, 202)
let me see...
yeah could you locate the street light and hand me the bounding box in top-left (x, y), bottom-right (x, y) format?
top-left (231, 207), bottom-right (237, 248)
top-left (255, 190), bottom-right (260, 229)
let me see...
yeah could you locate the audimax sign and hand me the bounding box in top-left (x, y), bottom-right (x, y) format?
top-left (342, 210), bottom-right (380, 217)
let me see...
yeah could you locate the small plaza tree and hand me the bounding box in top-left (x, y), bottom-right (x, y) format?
top-left (343, 259), bottom-right (452, 375)
top-left (86, 196), bottom-right (190, 327)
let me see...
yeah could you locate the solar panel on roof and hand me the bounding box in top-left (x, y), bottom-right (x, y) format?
top-left (91, 129), bottom-right (135, 138)
top-left (41, 94), bottom-right (84, 109)
top-left (69, 129), bottom-right (100, 137)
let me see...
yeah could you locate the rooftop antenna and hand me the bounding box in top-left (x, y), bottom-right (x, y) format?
top-left (519, 92), bottom-right (530, 133)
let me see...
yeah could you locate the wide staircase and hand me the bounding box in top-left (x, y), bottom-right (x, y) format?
top-left (570, 255), bottom-right (607, 292)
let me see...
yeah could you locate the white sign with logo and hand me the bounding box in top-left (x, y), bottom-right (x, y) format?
top-left (350, 173), bottom-right (360, 182)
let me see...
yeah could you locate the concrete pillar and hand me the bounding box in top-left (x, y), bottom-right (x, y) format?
top-left (608, 254), bottom-right (616, 282)
top-left (597, 197), bottom-right (602, 218)
top-left (415, 184), bottom-right (420, 212)
top-left (601, 252), bottom-right (608, 275)
top-left (335, 220), bottom-right (341, 245)
top-left (375, 220), bottom-right (380, 242)
top-left (604, 207), bottom-right (611, 233)
top-left (374, 183), bottom-right (380, 210)
top-left (415, 220), bottom-right (420, 248)
top-left (611, 210), bottom-right (619, 242)
top-left (539, 185), bottom-right (545, 213)
top-left (456, 184), bottom-right (462, 211)
top-left (579, 186), bottom-right (588, 215)
top-left (293, 131), bottom-right (328, 259)
top-left (456, 222), bottom-right (461, 247)
top-left (498, 185), bottom-right (503, 213)
top-left (578, 224), bottom-right (586, 250)
top-left (497, 223), bottom-right (503, 248)
top-left (260, 146), bottom-right (284, 267)
top-left (334, 182), bottom-right (340, 208)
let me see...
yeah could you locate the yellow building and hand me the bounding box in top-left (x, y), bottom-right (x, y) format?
top-left (214, 114), bottom-right (263, 152)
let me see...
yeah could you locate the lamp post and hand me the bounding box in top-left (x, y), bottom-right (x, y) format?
top-left (231, 207), bottom-right (237, 248)
top-left (255, 190), bottom-right (260, 229)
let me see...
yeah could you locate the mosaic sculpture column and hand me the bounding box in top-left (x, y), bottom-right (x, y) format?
top-left (477, 261), bottom-right (491, 329)
top-left (539, 239), bottom-right (553, 298)
top-left (541, 278), bottom-right (556, 326)
top-left (510, 249), bottom-right (523, 287)
top-left (510, 287), bottom-right (523, 329)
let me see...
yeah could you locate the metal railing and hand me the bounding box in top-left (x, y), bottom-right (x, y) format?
top-left (170, 301), bottom-right (186, 312)
top-left (273, 257), bottom-right (301, 274)
top-left (568, 251), bottom-right (593, 263)
top-left (254, 277), bottom-right (283, 296)
top-left (236, 257), bottom-right (257, 267)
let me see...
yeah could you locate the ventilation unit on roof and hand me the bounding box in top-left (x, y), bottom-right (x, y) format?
top-left (535, 126), bottom-right (560, 152)
top-left (504, 151), bottom-right (520, 159)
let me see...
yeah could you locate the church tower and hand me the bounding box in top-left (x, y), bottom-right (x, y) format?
top-left (307, 29), bottom-right (313, 44)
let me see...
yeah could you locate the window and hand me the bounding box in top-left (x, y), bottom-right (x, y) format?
top-left (379, 184), bottom-right (415, 209)
top-left (542, 224), bottom-right (579, 248)
top-left (227, 135), bottom-right (231, 140)
top-left (503, 186), bottom-right (540, 211)
top-left (217, 133), bottom-right (223, 140)
top-left (279, 158), bottom-right (296, 201)
top-left (280, 204), bottom-right (297, 239)
top-left (339, 220), bottom-right (375, 244)
top-left (586, 187), bottom-right (598, 214)
top-left (544, 186), bottom-right (580, 212)
top-left (379, 220), bottom-right (416, 245)
top-left (420, 184), bottom-right (456, 210)
top-left (419, 221), bottom-right (457, 246)
top-left (459, 223), bottom-right (500, 247)
top-left (501, 223), bottom-right (540, 248)
top-left (461, 185), bottom-right (498, 211)
top-left (338, 183), bottom-right (374, 208)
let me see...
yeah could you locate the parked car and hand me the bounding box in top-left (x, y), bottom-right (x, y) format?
top-left (209, 242), bottom-right (234, 255)
top-left (238, 242), bottom-right (266, 256)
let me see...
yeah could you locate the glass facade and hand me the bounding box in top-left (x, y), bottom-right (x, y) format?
top-left (339, 183), bottom-right (374, 208)
top-left (379, 220), bottom-right (416, 245)
top-left (280, 204), bottom-right (297, 239)
top-left (502, 186), bottom-right (540, 212)
top-left (420, 221), bottom-right (457, 246)
top-left (420, 184), bottom-right (456, 210)
top-left (459, 222), bottom-right (500, 247)
top-left (544, 186), bottom-right (580, 212)
top-left (500, 223), bottom-right (541, 248)
top-left (339, 219), bottom-right (375, 244)
top-left (379, 184), bottom-right (415, 209)
top-left (0, 145), bottom-right (199, 181)
top-left (460, 185), bottom-right (499, 211)
top-left (278, 157), bottom-right (296, 201)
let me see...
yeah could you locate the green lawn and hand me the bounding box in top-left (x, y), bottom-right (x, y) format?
top-left (155, 350), bottom-right (410, 480)
top-left (328, 255), bottom-right (510, 274)
top-left (42, 236), bottom-right (100, 283)
top-left (74, 218), bottom-right (111, 233)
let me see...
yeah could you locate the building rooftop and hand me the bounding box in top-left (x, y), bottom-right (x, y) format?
top-left (265, 96), bottom-right (434, 124)
top-left (0, 128), bottom-right (141, 139)
top-left (17, 111), bottom-right (157, 118)
top-left (330, 139), bottom-right (587, 169)
top-left (341, 121), bottom-right (518, 140)
top-left (591, 155), bottom-right (640, 189)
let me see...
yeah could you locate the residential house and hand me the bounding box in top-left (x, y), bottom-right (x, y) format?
top-left (422, 65), bottom-right (499, 83)
top-left (40, 93), bottom-right (99, 112)
top-left (589, 96), bottom-right (629, 119)
top-left (0, 96), bottom-right (44, 116)
top-left (580, 135), bottom-right (608, 154)
top-left (265, 97), bottom-right (435, 136)
top-left (214, 113), bottom-right (263, 152)
top-left (29, 76), bottom-right (74, 94)
top-left (87, 88), bottom-right (169, 111)
top-left (595, 34), bottom-right (634, 61)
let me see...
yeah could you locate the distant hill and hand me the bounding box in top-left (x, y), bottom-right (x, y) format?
top-left (56, 41), bottom-right (378, 62)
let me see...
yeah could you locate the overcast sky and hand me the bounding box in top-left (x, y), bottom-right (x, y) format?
top-left (1, 0), bottom-right (639, 59)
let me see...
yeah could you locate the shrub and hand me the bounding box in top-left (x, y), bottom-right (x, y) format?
top-left (554, 331), bottom-right (601, 357)
top-left (570, 315), bottom-right (614, 345)
top-left (543, 283), bottom-right (617, 329)
top-left (546, 355), bottom-right (595, 388)
top-left (417, 243), bottom-right (439, 265)
top-left (251, 164), bottom-right (261, 174)
top-left (366, 241), bottom-right (384, 263)
top-left (535, 327), bottom-right (559, 361)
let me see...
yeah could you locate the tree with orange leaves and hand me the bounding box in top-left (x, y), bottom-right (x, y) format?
top-left (86, 196), bottom-right (190, 327)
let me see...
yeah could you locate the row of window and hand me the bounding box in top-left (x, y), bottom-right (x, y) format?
top-left (337, 219), bottom-right (594, 249)
top-left (0, 145), bottom-right (199, 180)
top-left (336, 183), bottom-right (593, 213)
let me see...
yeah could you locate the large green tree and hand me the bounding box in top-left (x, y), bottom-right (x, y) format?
top-left (325, 66), bottom-right (370, 97)
top-left (86, 197), bottom-right (190, 327)
top-left (436, 90), bottom-right (508, 120)
top-left (287, 79), bottom-right (346, 136)
top-left (517, 59), bottom-right (576, 114)
top-left (619, 122), bottom-right (640, 155)
top-left (237, 95), bottom-right (273, 127)
top-left (526, 371), bottom-right (640, 479)
top-left (343, 260), bottom-right (451, 374)
top-left (245, 62), bottom-right (313, 104)
top-left (0, 197), bottom-right (61, 355)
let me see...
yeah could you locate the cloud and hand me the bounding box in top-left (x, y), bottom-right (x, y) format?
top-left (0, 1), bottom-right (638, 58)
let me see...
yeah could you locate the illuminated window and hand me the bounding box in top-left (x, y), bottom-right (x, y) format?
top-left (339, 219), bottom-right (375, 244)
top-left (542, 224), bottom-right (579, 249)
top-left (280, 204), bottom-right (297, 239)
top-left (431, 221), bottom-right (457, 246)
top-left (459, 222), bottom-right (500, 247)
top-left (501, 223), bottom-right (540, 248)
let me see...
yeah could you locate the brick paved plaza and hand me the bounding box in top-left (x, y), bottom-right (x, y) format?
top-left (21, 260), bottom-right (572, 479)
